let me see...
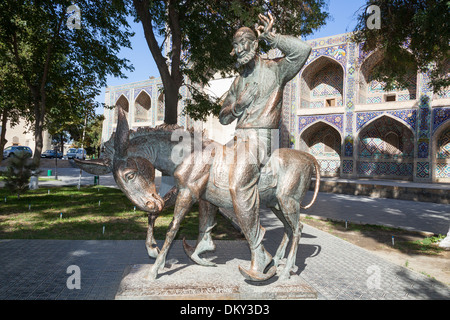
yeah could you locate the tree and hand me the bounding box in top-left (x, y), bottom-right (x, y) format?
top-left (81, 114), bottom-right (105, 157)
top-left (0, 39), bottom-right (32, 166)
top-left (0, 1), bottom-right (134, 168)
top-left (353, 0), bottom-right (449, 94)
top-left (132, 0), bottom-right (329, 123)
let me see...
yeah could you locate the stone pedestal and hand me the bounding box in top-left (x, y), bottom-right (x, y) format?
top-left (115, 260), bottom-right (317, 300)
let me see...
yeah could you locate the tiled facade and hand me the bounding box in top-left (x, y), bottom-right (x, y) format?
top-left (103, 33), bottom-right (450, 183)
top-left (283, 33), bottom-right (449, 182)
top-left (102, 78), bottom-right (191, 143)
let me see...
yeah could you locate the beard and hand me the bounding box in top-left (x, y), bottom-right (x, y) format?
top-left (236, 48), bottom-right (257, 67)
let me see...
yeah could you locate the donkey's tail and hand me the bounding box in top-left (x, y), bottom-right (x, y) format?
top-left (301, 157), bottom-right (321, 210)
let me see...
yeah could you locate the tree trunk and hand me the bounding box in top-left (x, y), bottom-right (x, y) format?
top-left (32, 104), bottom-right (45, 168)
top-left (0, 108), bottom-right (8, 167)
top-left (133, 0), bottom-right (183, 125)
top-left (164, 82), bottom-right (181, 125)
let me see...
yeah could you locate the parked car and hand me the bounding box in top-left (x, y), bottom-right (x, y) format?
top-left (66, 148), bottom-right (77, 159)
top-left (41, 149), bottom-right (63, 159)
top-left (3, 146), bottom-right (32, 159)
top-left (75, 148), bottom-right (86, 160)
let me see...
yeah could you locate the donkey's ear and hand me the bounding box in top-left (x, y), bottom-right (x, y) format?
top-left (74, 158), bottom-right (111, 175)
top-left (115, 107), bottom-right (129, 157)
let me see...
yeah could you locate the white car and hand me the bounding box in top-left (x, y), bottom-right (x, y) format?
top-left (75, 148), bottom-right (86, 160)
top-left (66, 148), bottom-right (77, 159)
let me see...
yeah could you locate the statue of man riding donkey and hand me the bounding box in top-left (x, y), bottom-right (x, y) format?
top-left (76, 13), bottom-right (320, 282)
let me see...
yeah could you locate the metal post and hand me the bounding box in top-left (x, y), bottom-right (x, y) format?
top-left (54, 145), bottom-right (58, 180)
top-left (78, 110), bottom-right (88, 190)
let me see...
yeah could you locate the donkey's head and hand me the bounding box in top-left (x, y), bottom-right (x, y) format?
top-left (75, 107), bottom-right (164, 214)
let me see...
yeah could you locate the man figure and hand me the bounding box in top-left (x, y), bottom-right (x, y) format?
top-left (219, 13), bottom-right (311, 281)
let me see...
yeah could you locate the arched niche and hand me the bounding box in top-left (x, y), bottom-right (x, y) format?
top-left (134, 90), bottom-right (151, 123)
top-left (432, 123), bottom-right (450, 182)
top-left (113, 94), bottom-right (129, 124)
top-left (356, 115), bottom-right (415, 180)
top-left (300, 121), bottom-right (342, 177)
top-left (300, 56), bottom-right (345, 109)
top-left (359, 50), bottom-right (417, 104)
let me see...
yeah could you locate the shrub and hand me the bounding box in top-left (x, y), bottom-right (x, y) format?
top-left (3, 151), bottom-right (38, 199)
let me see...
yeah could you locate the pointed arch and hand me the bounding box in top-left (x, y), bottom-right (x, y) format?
top-left (300, 121), bottom-right (342, 177)
top-left (357, 112), bottom-right (416, 135)
top-left (114, 94), bottom-right (129, 124)
top-left (300, 56), bottom-right (345, 109)
top-left (134, 90), bottom-right (151, 123)
top-left (432, 121), bottom-right (450, 182)
top-left (356, 115), bottom-right (414, 180)
top-left (359, 49), bottom-right (417, 104)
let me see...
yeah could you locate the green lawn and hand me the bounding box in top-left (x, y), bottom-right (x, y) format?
top-left (0, 186), bottom-right (243, 241)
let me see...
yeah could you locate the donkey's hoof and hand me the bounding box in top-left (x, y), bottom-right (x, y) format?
top-left (238, 265), bottom-right (277, 282)
top-left (183, 238), bottom-right (217, 267)
top-left (182, 238), bottom-right (195, 256)
top-left (146, 245), bottom-right (160, 259)
top-left (144, 265), bottom-right (159, 281)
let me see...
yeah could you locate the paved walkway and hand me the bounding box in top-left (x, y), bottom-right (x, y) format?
top-left (0, 168), bottom-right (449, 300)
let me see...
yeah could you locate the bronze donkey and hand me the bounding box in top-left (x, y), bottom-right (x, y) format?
top-left (76, 107), bottom-right (320, 281)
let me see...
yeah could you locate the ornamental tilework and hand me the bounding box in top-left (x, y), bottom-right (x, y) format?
top-left (344, 42), bottom-right (357, 159)
top-left (311, 64), bottom-right (343, 98)
top-left (437, 128), bottom-right (450, 159)
top-left (436, 163), bottom-right (450, 179)
top-left (432, 107), bottom-right (450, 135)
top-left (342, 160), bottom-right (353, 174)
top-left (317, 159), bottom-right (341, 175)
top-left (114, 90), bottom-right (131, 103)
top-left (280, 80), bottom-right (294, 148)
top-left (134, 87), bottom-right (153, 99)
top-left (417, 95), bottom-right (431, 159)
top-left (417, 142), bottom-right (429, 159)
top-left (298, 115), bottom-right (344, 133)
top-left (358, 162), bottom-right (413, 177)
top-left (416, 162), bottom-right (430, 179)
top-left (366, 96), bottom-right (382, 104)
top-left (358, 116), bottom-right (415, 160)
top-left (356, 110), bottom-right (417, 132)
top-left (435, 127), bottom-right (450, 179)
top-left (344, 136), bottom-right (353, 157)
top-left (308, 35), bottom-right (348, 49)
top-left (305, 44), bottom-right (347, 71)
top-left (436, 89), bottom-right (450, 99)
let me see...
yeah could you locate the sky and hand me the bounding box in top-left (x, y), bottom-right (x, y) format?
top-left (95, 0), bottom-right (367, 114)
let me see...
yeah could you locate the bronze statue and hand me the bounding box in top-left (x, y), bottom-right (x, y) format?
top-left (218, 13), bottom-right (312, 280)
top-left (76, 14), bottom-right (318, 282)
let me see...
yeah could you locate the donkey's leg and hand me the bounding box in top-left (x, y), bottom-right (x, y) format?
top-left (145, 213), bottom-right (160, 258)
top-left (277, 197), bottom-right (303, 281)
top-left (270, 205), bottom-right (292, 268)
top-left (146, 186), bottom-right (179, 258)
top-left (183, 199), bottom-right (218, 266)
top-left (146, 188), bottom-right (194, 280)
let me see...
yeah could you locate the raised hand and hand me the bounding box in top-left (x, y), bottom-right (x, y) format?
top-left (255, 13), bottom-right (275, 39)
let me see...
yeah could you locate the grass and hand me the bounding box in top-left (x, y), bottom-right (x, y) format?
top-left (0, 186), bottom-right (243, 241)
top-left (303, 215), bottom-right (446, 256)
top-left (0, 176), bottom-right (58, 182)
